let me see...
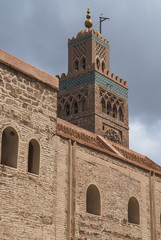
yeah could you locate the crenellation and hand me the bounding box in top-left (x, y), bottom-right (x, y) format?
top-left (58, 67), bottom-right (127, 89)
top-left (60, 73), bottom-right (66, 80)
top-left (111, 73), bottom-right (115, 79)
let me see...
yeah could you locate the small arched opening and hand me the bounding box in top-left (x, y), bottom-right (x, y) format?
top-left (113, 104), bottom-right (117, 118)
top-left (86, 184), bottom-right (101, 216)
top-left (101, 98), bottom-right (106, 113)
top-left (66, 104), bottom-right (70, 115)
top-left (119, 107), bottom-right (124, 122)
top-left (128, 197), bottom-right (140, 224)
top-left (107, 101), bottom-right (111, 115)
top-left (74, 102), bottom-right (78, 114)
top-left (1, 127), bottom-right (18, 168)
top-left (74, 60), bottom-right (79, 70)
top-left (82, 98), bottom-right (87, 112)
top-left (81, 57), bottom-right (86, 69)
top-left (28, 139), bottom-right (40, 175)
top-left (102, 61), bottom-right (105, 72)
top-left (96, 58), bottom-right (100, 69)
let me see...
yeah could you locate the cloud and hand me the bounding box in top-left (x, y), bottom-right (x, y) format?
top-left (130, 118), bottom-right (161, 166)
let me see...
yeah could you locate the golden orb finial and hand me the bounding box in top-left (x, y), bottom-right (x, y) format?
top-left (85, 8), bottom-right (93, 29)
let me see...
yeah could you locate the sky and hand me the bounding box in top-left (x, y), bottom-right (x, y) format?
top-left (0, 0), bottom-right (161, 165)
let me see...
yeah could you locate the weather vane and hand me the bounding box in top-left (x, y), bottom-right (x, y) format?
top-left (99, 14), bottom-right (110, 34)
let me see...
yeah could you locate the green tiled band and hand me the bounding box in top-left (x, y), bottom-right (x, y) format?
top-left (68, 34), bottom-right (110, 49)
top-left (95, 72), bottom-right (128, 99)
top-left (59, 71), bottom-right (128, 99)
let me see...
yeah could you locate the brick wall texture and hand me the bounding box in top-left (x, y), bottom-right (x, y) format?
top-left (58, 28), bottom-right (129, 147)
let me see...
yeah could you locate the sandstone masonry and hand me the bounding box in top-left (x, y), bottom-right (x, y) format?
top-left (0, 27), bottom-right (161, 240)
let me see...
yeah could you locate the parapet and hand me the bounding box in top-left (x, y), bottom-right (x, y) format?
top-left (68, 28), bottom-right (110, 46)
top-left (57, 118), bottom-right (161, 175)
top-left (0, 49), bottom-right (59, 91)
top-left (57, 63), bottom-right (128, 89)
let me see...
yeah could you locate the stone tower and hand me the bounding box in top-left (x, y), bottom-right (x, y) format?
top-left (57, 12), bottom-right (129, 147)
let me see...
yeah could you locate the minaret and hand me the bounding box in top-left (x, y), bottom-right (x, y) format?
top-left (57, 9), bottom-right (129, 147)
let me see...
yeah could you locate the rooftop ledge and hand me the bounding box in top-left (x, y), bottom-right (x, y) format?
top-left (57, 118), bottom-right (161, 175)
top-left (0, 49), bottom-right (59, 91)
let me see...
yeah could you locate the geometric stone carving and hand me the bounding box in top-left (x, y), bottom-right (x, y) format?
top-left (105, 129), bottom-right (121, 144)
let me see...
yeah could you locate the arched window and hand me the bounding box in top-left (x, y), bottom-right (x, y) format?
top-left (101, 98), bottom-right (106, 113)
top-left (82, 57), bottom-right (86, 69)
top-left (1, 127), bottom-right (18, 168)
top-left (66, 104), bottom-right (70, 115)
top-left (74, 60), bottom-right (79, 70)
top-left (102, 61), bottom-right (105, 72)
top-left (74, 102), bottom-right (78, 114)
top-left (86, 184), bottom-right (101, 215)
top-left (82, 98), bottom-right (87, 112)
top-left (113, 104), bottom-right (117, 118)
top-left (107, 101), bottom-right (111, 115)
top-left (96, 58), bottom-right (100, 69)
top-left (28, 139), bottom-right (40, 175)
top-left (119, 107), bottom-right (124, 122)
top-left (128, 197), bottom-right (140, 224)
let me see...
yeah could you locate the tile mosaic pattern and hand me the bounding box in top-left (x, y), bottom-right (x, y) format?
top-left (60, 72), bottom-right (95, 91)
top-left (59, 72), bottom-right (128, 99)
top-left (68, 35), bottom-right (109, 49)
top-left (95, 72), bottom-right (128, 99)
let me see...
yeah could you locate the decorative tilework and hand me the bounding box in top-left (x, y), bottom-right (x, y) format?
top-left (92, 35), bottom-right (109, 49)
top-left (59, 72), bottom-right (128, 99)
top-left (68, 35), bottom-right (109, 49)
top-left (95, 72), bottom-right (128, 99)
top-left (60, 72), bottom-right (95, 92)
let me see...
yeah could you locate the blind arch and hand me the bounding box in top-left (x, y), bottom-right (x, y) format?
top-left (128, 196), bottom-right (140, 224)
top-left (1, 127), bottom-right (18, 168)
top-left (86, 184), bottom-right (101, 216)
top-left (28, 139), bottom-right (40, 175)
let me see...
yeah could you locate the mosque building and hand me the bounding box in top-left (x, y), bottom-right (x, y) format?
top-left (0, 8), bottom-right (161, 240)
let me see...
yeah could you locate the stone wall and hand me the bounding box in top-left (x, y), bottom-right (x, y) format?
top-left (154, 175), bottom-right (161, 239)
top-left (95, 83), bottom-right (129, 147)
top-left (0, 62), bottom-right (59, 240)
top-left (68, 29), bottom-right (110, 74)
top-left (1, 52), bottom-right (161, 240)
top-left (58, 83), bottom-right (95, 133)
top-left (61, 139), bottom-right (161, 240)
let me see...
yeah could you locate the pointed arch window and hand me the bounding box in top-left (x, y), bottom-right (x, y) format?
top-left (119, 107), bottom-right (124, 122)
top-left (96, 58), bottom-right (100, 69)
top-left (1, 127), bottom-right (18, 168)
top-left (128, 197), bottom-right (140, 224)
top-left (113, 104), bottom-right (117, 118)
top-left (101, 98), bottom-right (106, 113)
top-left (82, 57), bottom-right (86, 69)
top-left (82, 98), bottom-right (87, 112)
top-left (74, 60), bottom-right (79, 70)
top-left (86, 184), bottom-right (101, 216)
top-left (107, 101), bottom-right (111, 115)
top-left (66, 104), bottom-right (70, 115)
top-left (74, 102), bottom-right (78, 114)
top-left (28, 139), bottom-right (40, 175)
top-left (102, 61), bottom-right (105, 72)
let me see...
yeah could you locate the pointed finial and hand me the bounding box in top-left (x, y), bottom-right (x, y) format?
top-left (85, 8), bottom-right (93, 29)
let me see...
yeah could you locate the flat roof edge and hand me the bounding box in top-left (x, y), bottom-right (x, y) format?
top-left (0, 49), bottom-right (59, 91)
